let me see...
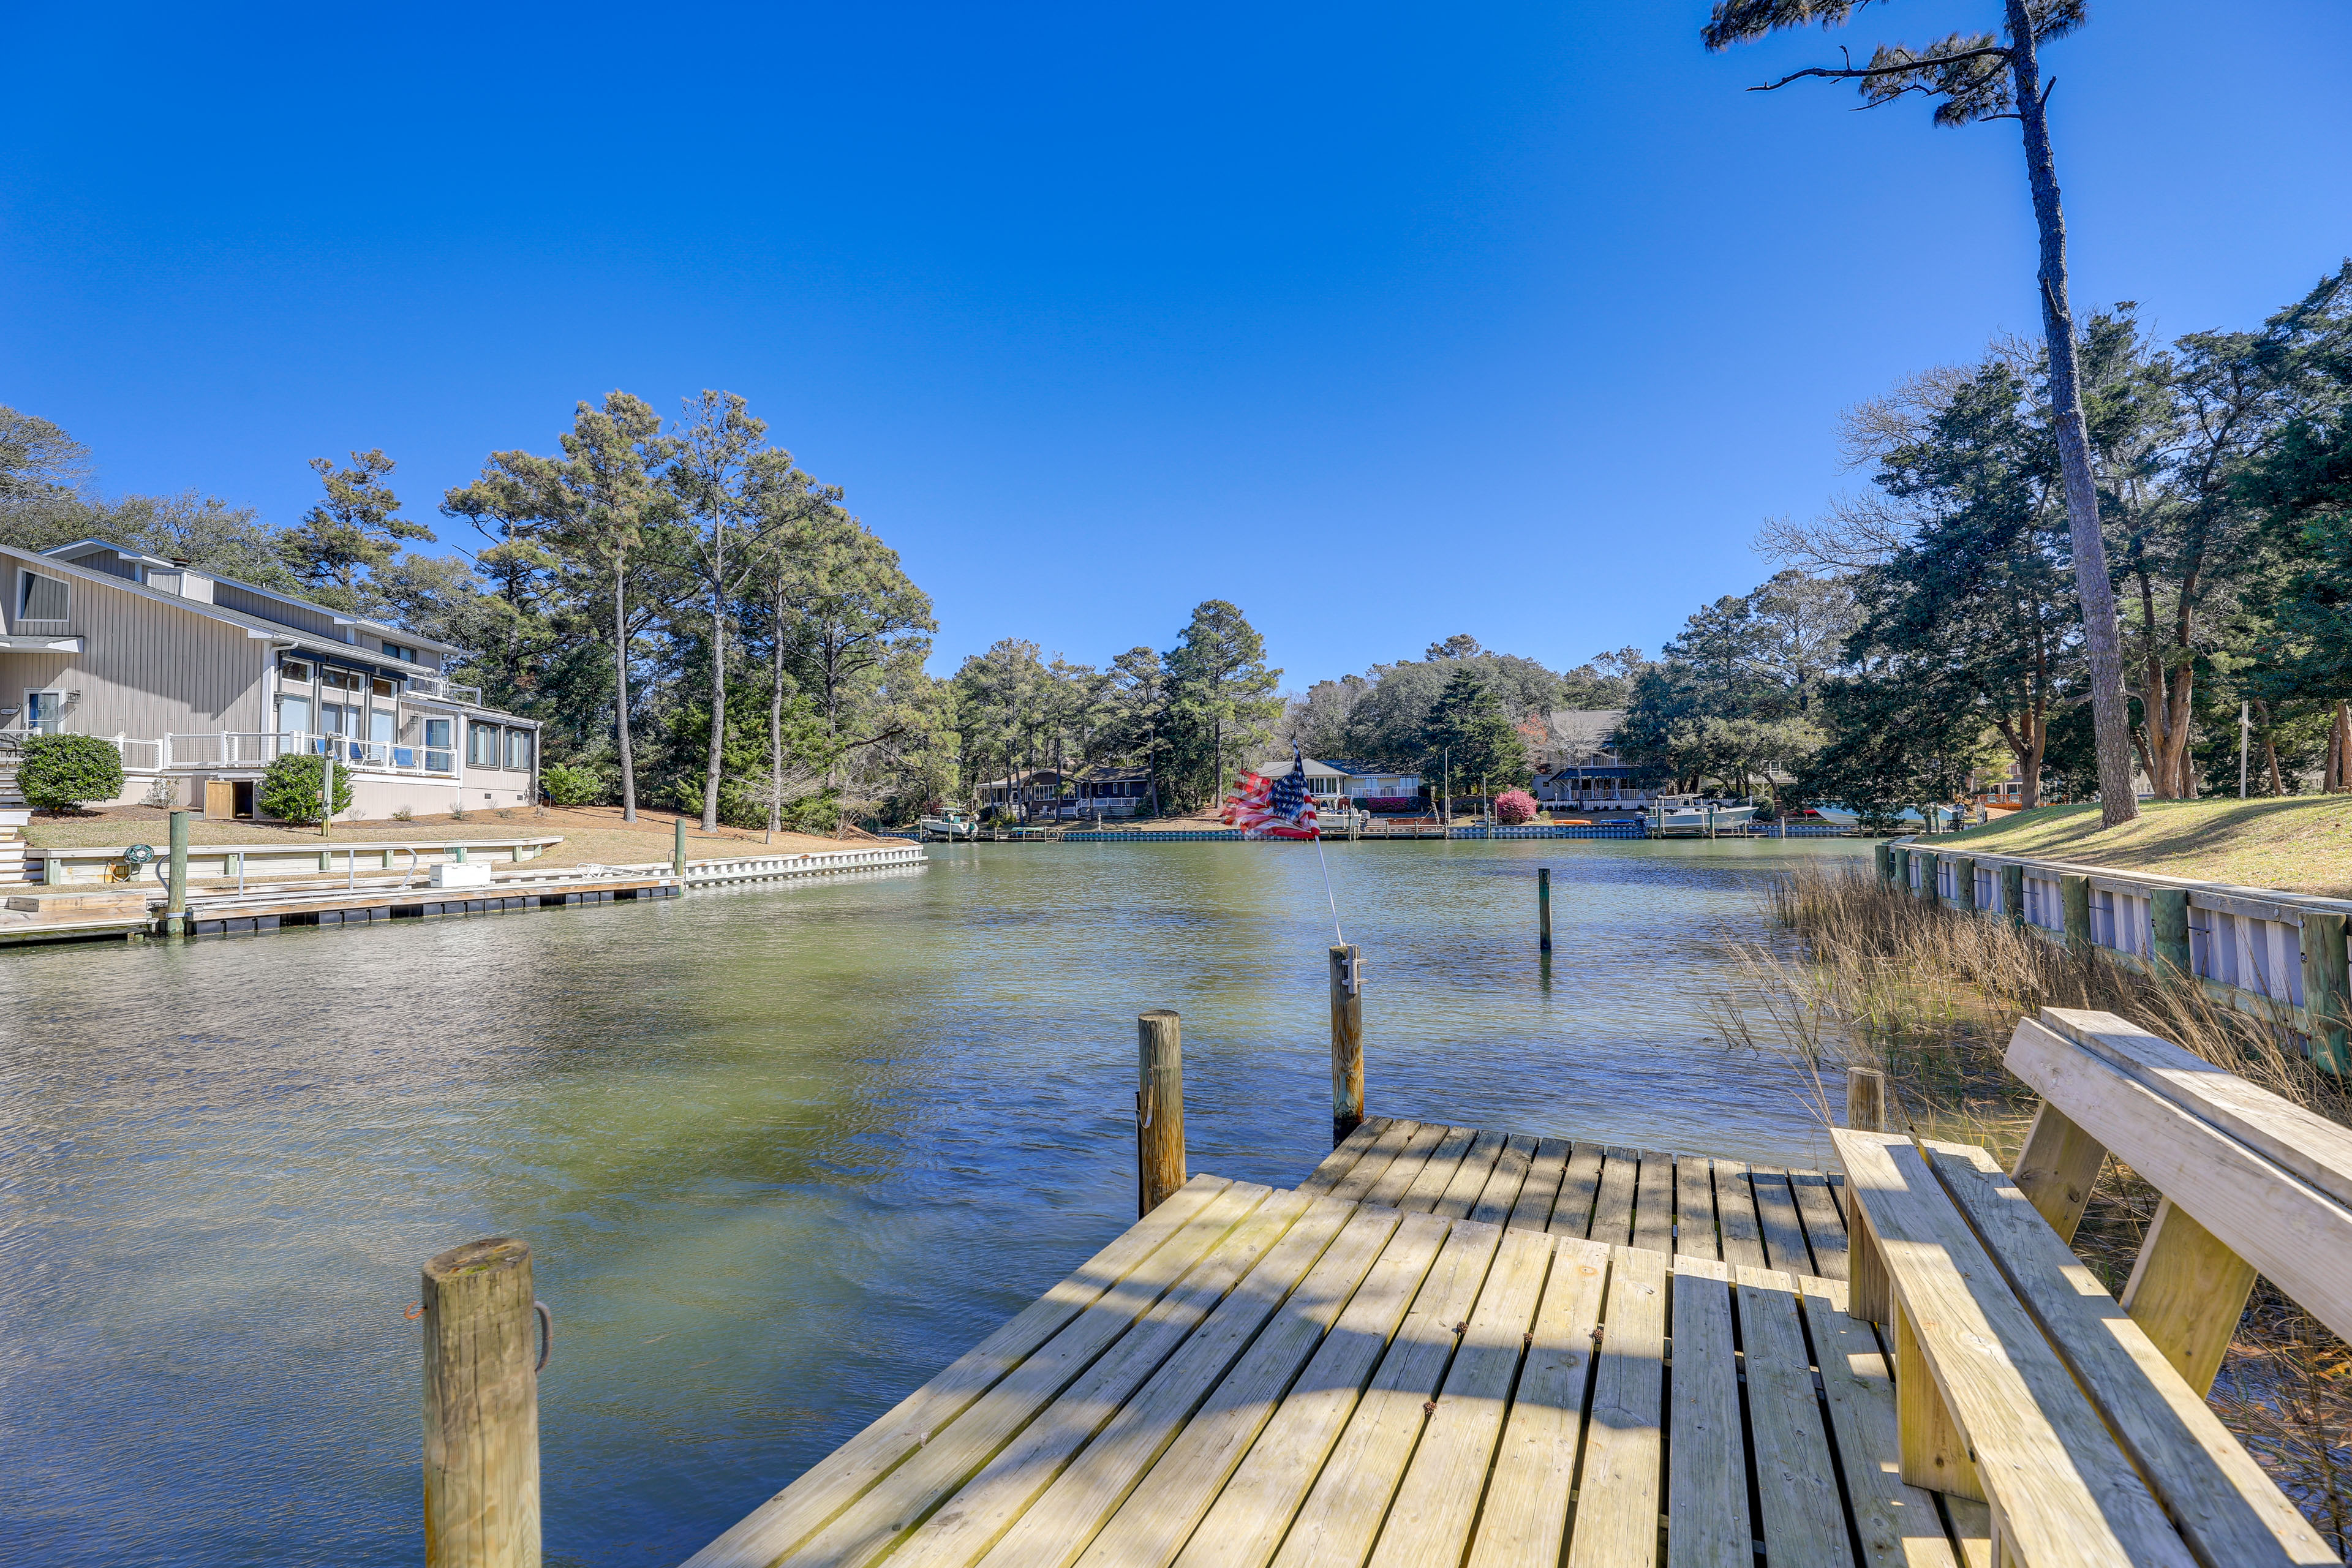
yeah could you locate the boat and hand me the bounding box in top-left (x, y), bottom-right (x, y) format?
top-left (918, 810), bottom-right (979, 841)
top-left (1646, 794), bottom-right (1758, 835)
top-left (1809, 802), bottom-right (1966, 831)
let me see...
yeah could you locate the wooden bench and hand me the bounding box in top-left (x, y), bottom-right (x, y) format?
top-left (1834, 1005), bottom-right (2346, 1567)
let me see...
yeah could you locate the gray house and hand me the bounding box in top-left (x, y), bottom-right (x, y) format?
top-left (1, 538), bottom-right (541, 820)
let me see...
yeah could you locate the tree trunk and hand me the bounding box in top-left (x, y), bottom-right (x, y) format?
top-left (769, 605), bottom-right (785, 840)
top-left (614, 567), bottom-right (637, 823)
top-left (2258, 702), bottom-right (2283, 796)
top-left (2336, 701), bottom-right (2352, 792)
top-left (703, 582), bottom-right (726, 833)
top-left (2007, 2), bottom-right (2138, 826)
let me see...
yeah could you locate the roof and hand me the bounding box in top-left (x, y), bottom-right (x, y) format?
top-left (36, 538), bottom-right (466, 655)
top-left (1306, 758), bottom-right (1417, 777)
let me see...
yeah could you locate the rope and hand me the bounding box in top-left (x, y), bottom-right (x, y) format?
top-left (1314, 830), bottom-right (1346, 947)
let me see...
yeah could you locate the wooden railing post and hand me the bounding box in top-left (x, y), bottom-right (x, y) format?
top-left (1845, 1067), bottom-right (1887, 1132)
top-left (1329, 946), bottom-right (1363, 1146)
top-left (423, 1237), bottom-right (541, 1568)
top-left (2060, 875), bottom-right (2092, 956)
top-left (2299, 911), bottom-right (2350, 1075)
top-left (2151, 888), bottom-right (2192, 978)
top-left (1136, 1010), bottom-right (1186, 1216)
top-left (2001, 864), bottom-right (2026, 930)
top-left (2120, 1199), bottom-right (2257, 1398)
top-left (1536, 867), bottom-right (1552, 954)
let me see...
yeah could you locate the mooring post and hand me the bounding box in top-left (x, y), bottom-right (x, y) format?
top-left (1913, 850), bottom-right (1939, 905)
top-left (1951, 855), bottom-right (1977, 914)
top-left (1136, 1010), bottom-right (1186, 1216)
top-left (2152, 888), bottom-right (2192, 978)
top-left (673, 818), bottom-right (687, 881)
top-left (2061, 875), bottom-right (2092, 956)
top-left (2002, 864), bottom-right (2026, 930)
top-left (1536, 867), bottom-right (1553, 954)
top-left (1846, 1067), bottom-right (1888, 1132)
top-left (2299, 911), bottom-right (2350, 1075)
top-left (165, 809), bottom-right (189, 937)
top-left (423, 1237), bottom-right (542, 1568)
top-left (1329, 945), bottom-right (1363, 1146)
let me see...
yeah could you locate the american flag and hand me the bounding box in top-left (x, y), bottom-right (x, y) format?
top-left (1224, 746), bottom-right (1321, 840)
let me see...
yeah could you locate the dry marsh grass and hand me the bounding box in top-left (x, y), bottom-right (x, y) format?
top-left (1712, 862), bottom-right (2352, 1554)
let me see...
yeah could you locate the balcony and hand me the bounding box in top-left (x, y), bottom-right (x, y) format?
top-left (162, 732), bottom-right (458, 776)
top-left (400, 673), bottom-right (484, 707)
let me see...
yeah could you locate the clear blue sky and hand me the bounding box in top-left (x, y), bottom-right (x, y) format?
top-left (5, 4), bottom-right (2347, 688)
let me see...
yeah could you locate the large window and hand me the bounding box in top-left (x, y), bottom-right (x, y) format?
top-left (17, 570), bottom-right (67, 624)
top-left (423, 718), bottom-right (453, 773)
top-left (505, 729), bottom-right (532, 771)
top-left (468, 722), bottom-right (500, 767)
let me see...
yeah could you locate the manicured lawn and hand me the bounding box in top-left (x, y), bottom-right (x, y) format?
top-left (1937, 796), bottom-right (2352, 896)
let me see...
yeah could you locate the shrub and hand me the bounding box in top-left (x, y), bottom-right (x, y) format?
top-left (539, 761), bottom-right (603, 808)
top-left (391, 804), bottom-right (414, 822)
top-left (1494, 788), bottom-right (1538, 825)
top-left (17, 734), bottom-right (125, 812)
top-left (259, 753), bottom-right (352, 823)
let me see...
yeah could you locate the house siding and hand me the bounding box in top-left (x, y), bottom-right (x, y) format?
top-left (4, 552), bottom-right (268, 739)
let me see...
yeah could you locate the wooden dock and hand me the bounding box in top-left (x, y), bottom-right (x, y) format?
top-left (684, 1115), bottom-right (2002, 1568)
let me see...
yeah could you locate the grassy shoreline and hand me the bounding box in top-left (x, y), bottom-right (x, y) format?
top-left (1934, 796), bottom-right (2352, 897)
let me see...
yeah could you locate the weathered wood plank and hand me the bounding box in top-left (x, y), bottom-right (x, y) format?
top-left (1733, 1264), bottom-right (1850, 1568)
top-left (1470, 1133), bottom-right (1540, 1226)
top-left (1747, 1166), bottom-right (1814, 1277)
top-left (1833, 1130), bottom-right (2196, 1568)
top-left (1925, 1142), bottom-right (2333, 1566)
top-left (1295, 1117), bottom-right (1391, 1196)
top-left (1631, 1150), bottom-right (1676, 1254)
top-left (1368, 1121), bottom-right (1460, 1210)
top-left (1586, 1147), bottom-right (1639, 1249)
top-left (1548, 1143), bottom-right (1606, 1240)
top-left (759, 1181), bottom-right (1273, 1568)
top-left (1506, 1136), bottom-right (1571, 1234)
top-left (1464, 1237), bottom-right (1610, 1568)
top-left (1563, 1245), bottom-right (1667, 1568)
top-left (1324, 1119), bottom-right (1419, 1205)
top-left (1787, 1169), bottom-right (1849, 1283)
top-left (1712, 1161), bottom-right (1768, 1271)
top-left (681, 1174), bottom-right (1239, 1568)
top-left (1431, 1129), bottom-right (1512, 1219)
top-left (990, 1201), bottom-right (1403, 1568)
top-left (1365, 1226), bottom-right (1554, 1567)
top-left (1793, 1275), bottom-right (1962, 1568)
top-left (1394, 1123), bottom-right (1480, 1212)
top-left (1673, 1153), bottom-right (1718, 1260)
top-left (1266, 1218), bottom-right (1509, 1568)
top-left (889, 1191), bottom-right (1328, 1568)
top-left (1664, 1256), bottom-right (1746, 1568)
top-left (1163, 1213), bottom-right (1454, 1568)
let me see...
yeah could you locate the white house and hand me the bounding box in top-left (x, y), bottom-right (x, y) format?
top-left (1, 538), bottom-right (541, 820)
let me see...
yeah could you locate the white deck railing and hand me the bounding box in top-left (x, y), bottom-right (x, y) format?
top-left (160, 732), bottom-right (458, 775)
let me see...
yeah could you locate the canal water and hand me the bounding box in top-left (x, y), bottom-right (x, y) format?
top-left (1, 835), bottom-right (1864, 1566)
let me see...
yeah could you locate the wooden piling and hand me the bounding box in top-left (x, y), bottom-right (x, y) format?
top-left (673, 818), bottom-right (688, 880)
top-left (1329, 945), bottom-right (1363, 1145)
top-left (2152, 888), bottom-right (2192, 978)
top-left (2061, 874), bottom-right (2092, 956)
top-left (1536, 867), bottom-right (1552, 954)
top-left (1913, 850), bottom-right (1939, 903)
top-left (423, 1237), bottom-right (541, 1568)
top-left (1846, 1068), bottom-right (1888, 1133)
top-left (1951, 855), bottom-right (1976, 913)
top-left (1136, 1010), bottom-right (1186, 1216)
top-left (1875, 843), bottom-right (1895, 883)
top-left (2300, 911), bottom-right (2350, 1075)
top-left (165, 809), bottom-right (190, 937)
top-left (2002, 863), bottom-right (2026, 930)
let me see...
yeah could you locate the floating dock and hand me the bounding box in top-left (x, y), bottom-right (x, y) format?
top-left (684, 1114), bottom-right (2003, 1568)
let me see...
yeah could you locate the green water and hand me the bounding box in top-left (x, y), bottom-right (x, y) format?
top-left (0, 835), bottom-right (1864, 1566)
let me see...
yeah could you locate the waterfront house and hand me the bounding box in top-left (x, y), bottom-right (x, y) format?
top-left (977, 768), bottom-right (1066, 816)
top-left (1071, 764), bottom-right (1152, 818)
top-left (1, 538), bottom-right (541, 819)
top-left (1529, 710), bottom-right (1655, 813)
top-left (1303, 758), bottom-right (1422, 812)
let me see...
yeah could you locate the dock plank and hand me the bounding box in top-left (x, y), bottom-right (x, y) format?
top-left (1365, 1226), bottom-right (1554, 1567)
top-left (1390, 1123), bottom-right (1476, 1211)
top-left (1431, 1129), bottom-right (1511, 1219)
top-left (1793, 1276), bottom-right (1961, 1568)
top-left (887, 1191), bottom-right (1325, 1568)
top-left (1296, 1118), bottom-right (1391, 1196)
top-left (1265, 1218), bottom-right (1509, 1568)
top-left (1665, 1256), bottom-right (1747, 1568)
top-left (1713, 1161), bottom-right (1768, 1270)
top-left (1586, 1147), bottom-right (1639, 1248)
top-left (1325, 1120), bottom-right (1417, 1204)
top-left (1163, 1213), bottom-right (1454, 1568)
top-left (1548, 1144), bottom-right (1606, 1240)
top-left (1734, 1264), bottom-right (1850, 1568)
top-left (1505, 1136), bottom-right (1571, 1234)
top-left (1563, 1244), bottom-right (1667, 1568)
top-left (968, 1197), bottom-right (1386, 1568)
top-left (1788, 1170), bottom-right (1849, 1282)
top-left (1464, 1237), bottom-right (1610, 1568)
top-left (1673, 1154), bottom-right (1719, 1260)
top-left (1470, 1133), bottom-right (1539, 1226)
top-left (767, 1182), bottom-right (1274, 1568)
top-left (1367, 1121), bottom-right (1457, 1209)
top-left (1748, 1166), bottom-right (1814, 1276)
top-left (1630, 1150), bottom-right (1675, 1254)
top-left (681, 1174), bottom-right (1239, 1568)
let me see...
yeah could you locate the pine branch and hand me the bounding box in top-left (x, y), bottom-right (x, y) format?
top-left (1749, 42), bottom-right (2009, 94)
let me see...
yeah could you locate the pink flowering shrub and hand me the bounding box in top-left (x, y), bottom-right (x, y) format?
top-left (1494, 789), bottom-right (1539, 824)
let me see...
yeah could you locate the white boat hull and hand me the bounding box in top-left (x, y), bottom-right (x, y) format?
top-left (1653, 805), bottom-right (1757, 835)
